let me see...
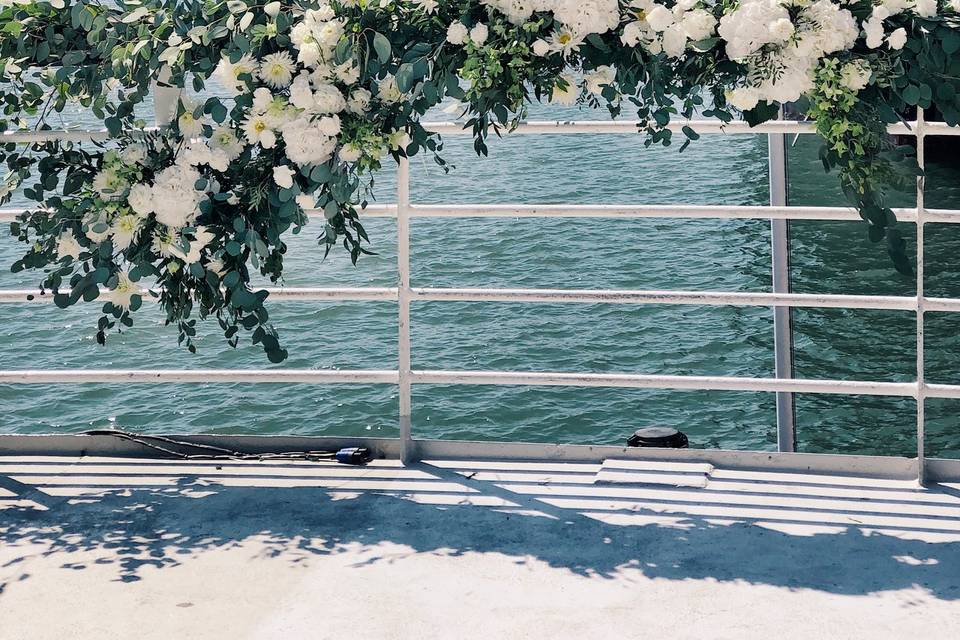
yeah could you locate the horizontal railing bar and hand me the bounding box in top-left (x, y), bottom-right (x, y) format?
top-left (406, 204), bottom-right (923, 222)
top-left (5, 367), bottom-right (960, 401)
top-left (8, 205), bottom-right (960, 223)
top-left (410, 288), bottom-right (918, 310)
top-left (411, 370), bottom-right (920, 397)
top-left (2, 120), bottom-right (929, 144)
top-left (0, 206), bottom-right (397, 222)
top-left (0, 287), bottom-right (399, 303)
top-left (0, 369), bottom-right (399, 384)
top-left (425, 120), bottom-right (917, 136)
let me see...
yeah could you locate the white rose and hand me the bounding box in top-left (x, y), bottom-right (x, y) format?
top-left (532, 39), bottom-right (551, 56)
top-left (727, 86), bottom-right (760, 111)
top-left (645, 5), bottom-right (675, 32)
top-left (863, 16), bottom-right (885, 49)
top-left (469, 22), bottom-right (489, 45)
top-left (127, 184), bottom-right (154, 216)
top-left (295, 194), bottom-right (314, 210)
top-left (887, 27), bottom-right (907, 49)
top-left (446, 22), bottom-right (469, 45)
top-left (661, 24), bottom-right (688, 57)
top-left (914, 0), bottom-right (937, 16)
top-left (273, 165), bottom-right (295, 189)
top-left (680, 10), bottom-right (716, 42)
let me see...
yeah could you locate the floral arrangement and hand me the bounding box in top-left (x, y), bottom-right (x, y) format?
top-left (1, 0), bottom-right (957, 361)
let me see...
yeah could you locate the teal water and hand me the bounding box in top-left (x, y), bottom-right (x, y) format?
top-left (2, 100), bottom-right (960, 457)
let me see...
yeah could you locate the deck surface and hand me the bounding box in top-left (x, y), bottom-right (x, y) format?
top-left (2, 455), bottom-right (960, 639)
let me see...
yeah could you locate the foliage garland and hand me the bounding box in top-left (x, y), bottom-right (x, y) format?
top-left (1, 0), bottom-right (958, 361)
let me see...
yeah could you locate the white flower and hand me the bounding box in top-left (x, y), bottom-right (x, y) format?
top-left (317, 115), bottom-right (342, 136)
top-left (280, 117), bottom-right (338, 166)
top-left (209, 126), bottom-right (245, 160)
top-left (863, 15), bottom-right (886, 49)
top-left (213, 54), bottom-right (257, 95)
top-left (840, 61), bottom-right (872, 92)
top-left (887, 27), bottom-right (908, 49)
top-left (347, 88), bottom-right (373, 114)
top-left (621, 21), bottom-right (646, 47)
top-left (914, 0), bottom-right (937, 17)
top-left (92, 167), bottom-right (128, 199)
top-left (127, 184), bottom-right (154, 217)
top-left (55, 233), bottom-right (83, 261)
top-left (295, 194), bottom-right (315, 210)
top-left (338, 143), bottom-right (362, 163)
top-left (150, 163), bottom-right (205, 229)
top-left (661, 23), bottom-right (688, 57)
top-left (110, 214), bottom-right (142, 249)
top-left (549, 28), bottom-right (584, 57)
top-left (584, 66), bottom-right (615, 95)
top-left (447, 22), bottom-right (469, 45)
top-left (727, 86), bottom-right (760, 111)
top-left (101, 270), bottom-right (141, 310)
top-left (177, 100), bottom-right (205, 138)
top-left (646, 5), bottom-right (675, 32)
top-left (335, 61), bottom-right (360, 84)
top-left (297, 41), bottom-right (322, 68)
top-left (264, 1), bottom-right (281, 17)
top-left (242, 114), bottom-right (277, 148)
top-left (532, 39), bottom-right (551, 56)
top-left (550, 73), bottom-right (579, 106)
top-left (273, 165), bottom-right (295, 189)
top-left (378, 75), bottom-right (404, 104)
top-left (259, 52), bottom-right (297, 89)
top-left (313, 83), bottom-right (346, 113)
top-left (120, 144), bottom-right (147, 166)
top-left (681, 9), bottom-right (716, 41)
top-left (469, 23), bottom-right (489, 45)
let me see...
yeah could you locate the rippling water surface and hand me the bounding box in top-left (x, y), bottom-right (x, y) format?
top-left (2, 98), bottom-right (959, 458)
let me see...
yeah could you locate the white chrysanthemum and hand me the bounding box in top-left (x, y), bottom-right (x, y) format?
top-left (110, 214), bottom-right (142, 249)
top-left (259, 52), bottom-right (297, 89)
top-left (209, 126), bottom-right (245, 160)
top-left (840, 61), bottom-right (872, 92)
top-left (213, 54), bottom-right (257, 95)
top-left (378, 75), bottom-right (404, 104)
top-left (92, 167), bottom-right (128, 199)
top-left (101, 270), bottom-right (141, 309)
top-left (177, 100), bottom-right (205, 138)
top-left (550, 73), bottom-right (579, 105)
top-left (549, 27), bottom-right (584, 57)
top-left (335, 61), bottom-right (360, 84)
top-left (120, 144), bottom-right (148, 166)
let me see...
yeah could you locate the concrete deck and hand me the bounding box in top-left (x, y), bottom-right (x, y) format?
top-left (2, 456), bottom-right (960, 639)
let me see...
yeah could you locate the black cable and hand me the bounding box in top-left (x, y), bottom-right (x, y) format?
top-left (81, 429), bottom-right (366, 463)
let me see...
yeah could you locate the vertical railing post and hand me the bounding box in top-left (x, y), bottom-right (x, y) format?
top-left (397, 158), bottom-right (414, 463)
top-left (769, 118), bottom-right (796, 452)
top-left (152, 65), bottom-right (180, 127)
top-left (916, 109), bottom-right (927, 485)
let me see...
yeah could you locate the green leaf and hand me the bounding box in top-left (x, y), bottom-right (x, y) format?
top-left (372, 32), bottom-right (391, 63)
top-left (902, 85), bottom-right (921, 105)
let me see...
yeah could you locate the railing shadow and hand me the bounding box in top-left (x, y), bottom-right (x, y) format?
top-left (2, 457), bottom-right (960, 600)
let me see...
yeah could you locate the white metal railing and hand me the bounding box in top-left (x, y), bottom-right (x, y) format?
top-left (1, 113), bottom-right (958, 481)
